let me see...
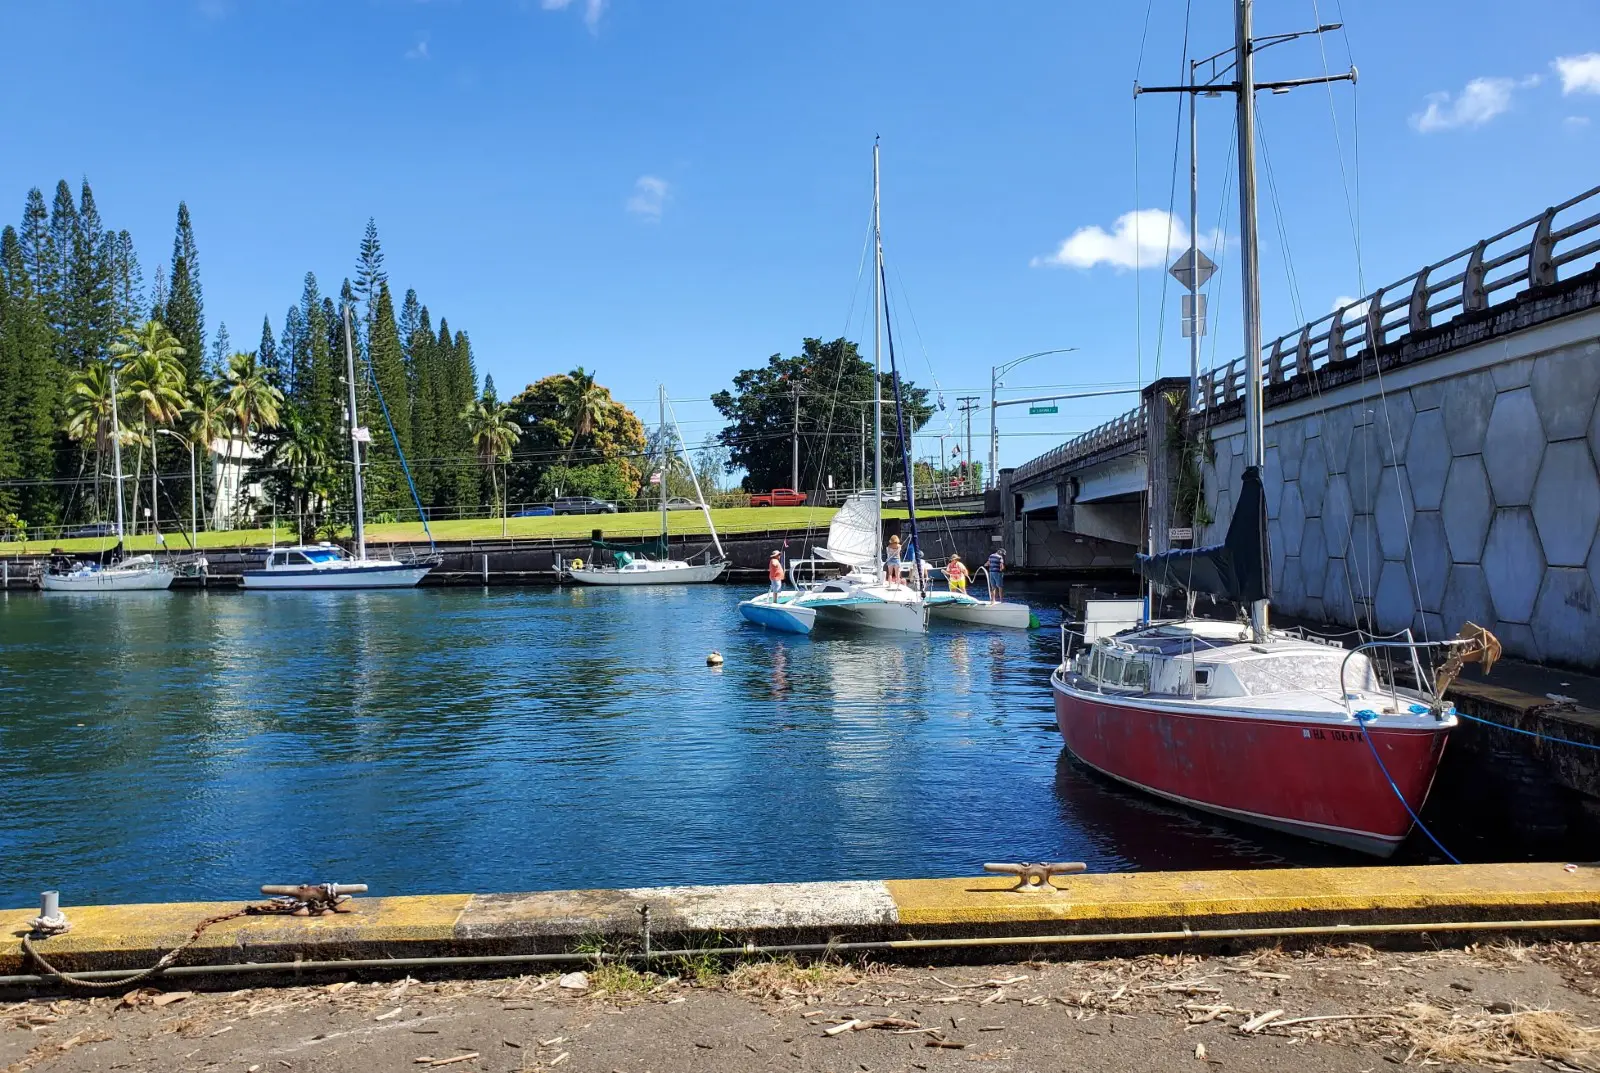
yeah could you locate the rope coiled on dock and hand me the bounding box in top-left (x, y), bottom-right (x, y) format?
top-left (20, 898), bottom-right (312, 991)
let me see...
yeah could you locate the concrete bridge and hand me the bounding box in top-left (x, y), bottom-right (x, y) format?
top-left (1003, 184), bottom-right (1600, 668)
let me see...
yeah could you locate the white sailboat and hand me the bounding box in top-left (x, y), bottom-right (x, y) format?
top-left (739, 142), bottom-right (925, 635)
top-left (240, 306), bottom-right (434, 590)
top-left (567, 385), bottom-right (729, 586)
top-left (39, 362), bottom-right (174, 593)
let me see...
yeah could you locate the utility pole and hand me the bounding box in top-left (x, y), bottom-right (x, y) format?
top-left (791, 379), bottom-right (800, 491)
top-left (957, 395), bottom-right (980, 488)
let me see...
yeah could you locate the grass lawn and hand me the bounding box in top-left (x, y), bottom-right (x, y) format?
top-left (0, 506), bottom-right (962, 556)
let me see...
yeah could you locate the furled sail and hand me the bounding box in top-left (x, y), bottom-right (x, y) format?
top-left (1137, 465), bottom-right (1271, 604)
top-left (817, 492), bottom-right (880, 572)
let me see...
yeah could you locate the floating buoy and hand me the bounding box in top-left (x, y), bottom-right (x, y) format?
top-left (706, 651), bottom-right (724, 666)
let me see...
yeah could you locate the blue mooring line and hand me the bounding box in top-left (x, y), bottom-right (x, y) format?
top-left (1453, 709), bottom-right (1600, 750)
top-left (1354, 711), bottom-right (1462, 865)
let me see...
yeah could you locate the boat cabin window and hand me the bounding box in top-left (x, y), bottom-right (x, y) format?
top-left (1085, 644), bottom-right (1150, 692)
top-left (1193, 668), bottom-right (1211, 686)
top-left (301, 547), bottom-right (344, 564)
top-left (269, 551), bottom-right (288, 567)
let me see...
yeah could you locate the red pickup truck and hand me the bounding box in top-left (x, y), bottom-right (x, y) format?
top-left (750, 488), bottom-right (807, 507)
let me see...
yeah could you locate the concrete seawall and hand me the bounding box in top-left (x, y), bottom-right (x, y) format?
top-left (6, 863), bottom-right (1599, 986)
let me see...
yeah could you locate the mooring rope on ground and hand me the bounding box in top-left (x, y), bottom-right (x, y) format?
top-left (1452, 709), bottom-right (1600, 751)
top-left (21, 907), bottom-right (253, 991)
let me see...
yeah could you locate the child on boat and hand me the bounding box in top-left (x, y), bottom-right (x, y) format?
top-left (885, 534), bottom-right (903, 586)
top-left (768, 551), bottom-right (785, 594)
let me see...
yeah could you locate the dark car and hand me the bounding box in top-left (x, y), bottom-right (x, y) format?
top-left (66, 521), bottom-right (118, 538)
top-left (552, 497), bottom-right (618, 515)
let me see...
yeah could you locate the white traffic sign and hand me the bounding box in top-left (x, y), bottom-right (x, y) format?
top-left (1182, 293), bottom-right (1207, 338)
top-left (1169, 247), bottom-right (1216, 291)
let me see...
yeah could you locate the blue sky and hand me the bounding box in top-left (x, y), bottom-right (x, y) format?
top-left (5, 1), bottom-right (1598, 475)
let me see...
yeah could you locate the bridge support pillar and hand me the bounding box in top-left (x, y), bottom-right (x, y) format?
top-left (1143, 377), bottom-right (1191, 556)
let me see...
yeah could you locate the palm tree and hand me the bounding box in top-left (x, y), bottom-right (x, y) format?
top-left (220, 350), bottom-right (284, 527)
top-left (63, 360), bottom-right (120, 522)
top-left (262, 406), bottom-right (329, 541)
top-left (186, 377), bottom-right (232, 534)
top-left (557, 367), bottom-right (610, 462)
top-left (110, 321), bottom-right (188, 536)
top-left (461, 397), bottom-right (521, 535)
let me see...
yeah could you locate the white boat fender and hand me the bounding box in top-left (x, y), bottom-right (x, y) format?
top-left (706, 651), bottom-right (724, 666)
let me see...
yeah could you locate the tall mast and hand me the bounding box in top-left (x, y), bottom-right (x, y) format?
top-left (1188, 66), bottom-right (1202, 403)
top-left (659, 383), bottom-right (669, 544)
top-left (110, 362), bottom-right (125, 542)
top-left (1234, 0), bottom-right (1267, 641)
top-left (872, 139), bottom-right (884, 570)
top-left (343, 304), bottom-right (367, 560)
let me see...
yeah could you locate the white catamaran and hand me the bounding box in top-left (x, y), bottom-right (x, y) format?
top-left (566, 385), bottom-right (729, 586)
top-left (38, 362), bottom-right (175, 593)
top-left (739, 142), bottom-right (926, 635)
top-left (240, 307), bottom-right (435, 590)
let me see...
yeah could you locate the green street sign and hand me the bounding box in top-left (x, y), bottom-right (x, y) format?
top-left (1028, 405), bottom-right (1059, 415)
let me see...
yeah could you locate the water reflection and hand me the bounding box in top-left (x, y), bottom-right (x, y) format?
top-left (3, 583), bottom-right (1351, 906)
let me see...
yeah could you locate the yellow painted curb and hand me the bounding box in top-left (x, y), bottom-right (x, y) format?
top-left (0, 894), bottom-right (469, 974)
top-left (886, 863), bottom-right (1600, 926)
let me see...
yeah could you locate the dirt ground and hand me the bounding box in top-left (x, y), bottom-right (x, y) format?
top-left (7, 942), bottom-right (1600, 1073)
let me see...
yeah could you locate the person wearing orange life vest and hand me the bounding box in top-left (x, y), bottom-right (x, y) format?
top-left (767, 550), bottom-right (785, 595)
top-left (945, 552), bottom-right (968, 594)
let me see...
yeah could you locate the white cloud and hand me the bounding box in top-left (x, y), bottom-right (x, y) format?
top-left (1555, 53), bottom-right (1600, 95)
top-left (1332, 295), bottom-right (1371, 320)
top-left (1030, 209), bottom-right (1222, 271)
top-left (542, 0), bottom-right (606, 32)
top-left (626, 176), bottom-right (669, 221)
top-left (405, 35), bottom-right (430, 60)
top-left (1566, 115), bottom-right (1592, 131)
top-left (1411, 75), bottom-right (1540, 132)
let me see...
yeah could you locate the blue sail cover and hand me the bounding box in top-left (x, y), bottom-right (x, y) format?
top-left (1137, 465), bottom-right (1272, 604)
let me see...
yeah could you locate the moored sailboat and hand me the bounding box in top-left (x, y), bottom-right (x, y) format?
top-left (567, 385), bottom-right (728, 586)
top-left (1050, 0), bottom-right (1500, 857)
top-left (38, 362), bottom-right (174, 593)
top-left (241, 306), bottom-right (435, 591)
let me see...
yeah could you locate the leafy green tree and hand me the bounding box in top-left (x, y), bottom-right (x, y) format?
top-left (45, 181), bottom-right (78, 361)
top-left (446, 328), bottom-right (479, 507)
top-left (18, 189), bottom-right (55, 302)
top-left (710, 336), bottom-right (933, 493)
top-left (110, 230), bottom-right (143, 330)
top-left (537, 462), bottom-right (637, 504)
top-left (406, 305), bottom-right (438, 504)
top-left (353, 218), bottom-right (386, 332)
top-left (280, 304), bottom-right (303, 398)
top-left (68, 180), bottom-right (116, 367)
top-left (461, 395), bottom-right (521, 527)
top-left (208, 321), bottom-right (230, 377)
top-left (504, 372), bottom-right (647, 505)
top-left (557, 366), bottom-right (611, 461)
top-left (250, 402), bottom-right (332, 541)
top-left (163, 202), bottom-right (205, 380)
top-left (258, 315), bottom-right (281, 388)
top-left (186, 375), bottom-right (231, 530)
top-left (2, 225), bottom-right (61, 524)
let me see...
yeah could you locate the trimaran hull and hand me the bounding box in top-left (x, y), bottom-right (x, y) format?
top-left (568, 561), bottom-right (728, 586)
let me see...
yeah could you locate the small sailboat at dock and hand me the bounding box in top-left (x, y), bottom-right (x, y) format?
top-left (38, 362), bottom-right (174, 593)
top-left (241, 306), bottom-right (435, 590)
top-left (565, 385), bottom-right (729, 586)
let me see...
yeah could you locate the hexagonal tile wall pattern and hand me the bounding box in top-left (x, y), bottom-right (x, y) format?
top-left (1374, 469), bottom-right (1412, 561)
top-left (1533, 439), bottom-right (1600, 567)
top-left (1409, 511), bottom-right (1448, 613)
top-left (1375, 559), bottom-right (1416, 635)
top-left (1481, 508), bottom-right (1545, 624)
top-left (1483, 388), bottom-right (1544, 506)
top-left (1441, 456), bottom-right (1492, 564)
top-left (1375, 390), bottom-right (1415, 467)
top-left (1531, 346), bottom-right (1600, 441)
top-left (1442, 371), bottom-right (1495, 456)
top-left (1300, 436), bottom-right (1330, 516)
top-left (1532, 568), bottom-right (1600, 666)
top-left (1405, 408), bottom-right (1449, 512)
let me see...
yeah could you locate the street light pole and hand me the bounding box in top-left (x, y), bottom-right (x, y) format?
top-left (989, 348), bottom-right (1077, 490)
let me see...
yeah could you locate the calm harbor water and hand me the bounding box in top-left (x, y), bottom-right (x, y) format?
top-left (0, 582), bottom-right (1505, 908)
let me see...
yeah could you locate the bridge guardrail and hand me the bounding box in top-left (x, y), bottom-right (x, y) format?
top-left (1012, 183), bottom-right (1600, 483)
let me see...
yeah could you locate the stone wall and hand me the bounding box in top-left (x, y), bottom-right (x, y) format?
top-left (1194, 298), bottom-right (1600, 668)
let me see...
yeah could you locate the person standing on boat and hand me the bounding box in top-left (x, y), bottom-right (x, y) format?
top-left (768, 550), bottom-right (785, 595)
top-left (946, 553), bottom-right (968, 594)
top-left (985, 548), bottom-right (1005, 603)
top-left (885, 534), bottom-right (903, 586)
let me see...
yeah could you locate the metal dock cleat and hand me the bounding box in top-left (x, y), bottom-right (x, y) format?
top-left (256, 883), bottom-right (369, 916)
top-left (983, 862), bottom-right (1087, 892)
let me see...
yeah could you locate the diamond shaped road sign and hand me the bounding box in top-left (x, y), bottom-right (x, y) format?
top-left (1169, 247), bottom-right (1216, 291)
